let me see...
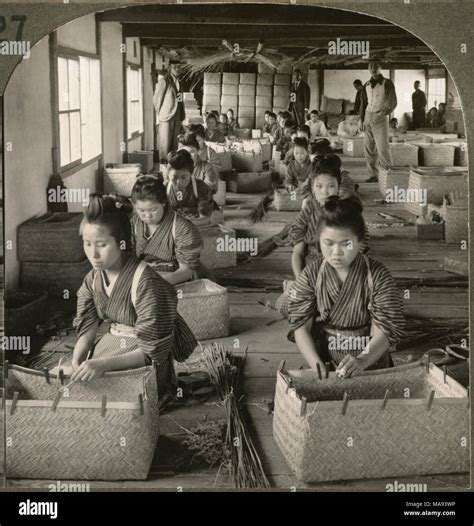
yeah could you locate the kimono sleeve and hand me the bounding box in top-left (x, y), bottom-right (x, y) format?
top-left (207, 147), bottom-right (221, 173)
top-left (73, 270), bottom-right (100, 337)
top-left (370, 261), bottom-right (405, 346)
top-left (285, 161), bottom-right (298, 188)
top-left (202, 162), bottom-right (219, 193)
top-left (134, 268), bottom-right (177, 363)
top-left (288, 262), bottom-right (319, 331)
top-left (289, 203), bottom-right (312, 245)
top-left (196, 180), bottom-right (216, 217)
top-left (174, 217), bottom-right (204, 270)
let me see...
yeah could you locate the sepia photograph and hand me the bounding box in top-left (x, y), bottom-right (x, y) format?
top-left (0, 1), bottom-right (470, 499)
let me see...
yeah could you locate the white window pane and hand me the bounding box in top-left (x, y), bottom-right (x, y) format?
top-left (70, 111), bottom-right (81, 162)
top-left (68, 59), bottom-right (80, 110)
top-left (58, 57), bottom-right (69, 111)
top-left (59, 113), bottom-right (71, 167)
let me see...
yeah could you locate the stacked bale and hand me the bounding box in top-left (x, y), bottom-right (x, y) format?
top-left (203, 72), bottom-right (222, 114)
top-left (221, 72), bottom-right (239, 115)
top-left (238, 73), bottom-right (256, 128)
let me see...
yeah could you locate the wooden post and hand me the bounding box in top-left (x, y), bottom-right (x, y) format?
top-left (101, 394), bottom-right (107, 417)
top-left (381, 389), bottom-right (390, 409)
top-left (10, 391), bottom-right (19, 415)
top-left (341, 392), bottom-right (349, 415)
top-left (427, 389), bottom-right (435, 411)
top-left (43, 368), bottom-right (50, 384)
top-left (300, 396), bottom-right (307, 417)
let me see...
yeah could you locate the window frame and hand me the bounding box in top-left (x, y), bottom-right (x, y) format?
top-left (51, 41), bottom-right (103, 178)
top-left (126, 62), bottom-right (144, 140)
top-left (425, 73), bottom-right (447, 110)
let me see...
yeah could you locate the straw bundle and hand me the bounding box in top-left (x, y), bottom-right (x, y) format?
top-left (202, 344), bottom-right (270, 489)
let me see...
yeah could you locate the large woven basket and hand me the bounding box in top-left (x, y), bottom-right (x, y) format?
top-left (18, 213), bottom-right (84, 263)
top-left (176, 279), bottom-right (230, 340)
top-left (389, 143), bottom-right (419, 166)
top-left (404, 167), bottom-right (468, 215)
top-left (416, 144), bottom-right (455, 167)
top-left (104, 164), bottom-right (142, 196)
top-left (227, 171), bottom-right (272, 193)
top-left (5, 290), bottom-right (48, 336)
top-left (21, 259), bottom-right (92, 298)
top-left (206, 143), bottom-right (233, 172)
top-left (378, 167), bottom-right (410, 198)
top-left (442, 141), bottom-right (468, 167)
top-left (342, 137), bottom-right (365, 157)
top-left (273, 361), bottom-right (469, 482)
top-left (127, 150), bottom-right (154, 174)
top-left (273, 188), bottom-right (304, 211)
top-left (5, 364), bottom-right (159, 480)
top-left (198, 224), bottom-right (237, 269)
top-left (442, 192), bottom-right (468, 244)
top-left (231, 151), bottom-right (263, 172)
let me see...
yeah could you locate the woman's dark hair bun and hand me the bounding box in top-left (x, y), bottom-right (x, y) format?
top-left (319, 195), bottom-right (365, 240)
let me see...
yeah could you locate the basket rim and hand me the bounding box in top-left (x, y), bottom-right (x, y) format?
top-left (177, 278), bottom-right (228, 297)
top-left (7, 363), bottom-right (154, 380)
top-left (5, 399), bottom-right (141, 410)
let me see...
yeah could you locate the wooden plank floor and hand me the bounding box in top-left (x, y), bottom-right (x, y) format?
top-left (6, 155), bottom-right (469, 491)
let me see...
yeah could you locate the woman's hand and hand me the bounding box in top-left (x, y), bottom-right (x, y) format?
top-left (70, 358), bottom-right (106, 383)
top-left (336, 355), bottom-right (367, 378)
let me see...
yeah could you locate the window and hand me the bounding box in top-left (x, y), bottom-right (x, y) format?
top-left (127, 65), bottom-right (143, 138)
top-left (427, 77), bottom-right (446, 109)
top-left (57, 54), bottom-right (102, 169)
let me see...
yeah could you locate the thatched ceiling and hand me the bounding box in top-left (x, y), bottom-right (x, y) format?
top-left (98, 4), bottom-right (443, 68)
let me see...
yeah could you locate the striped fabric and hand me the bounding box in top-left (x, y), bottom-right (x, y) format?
top-left (288, 253), bottom-right (405, 348)
top-left (168, 178), bottom-right (216, 217)
top-left (289, 196), bottom-right (370, 257)
top-left (199, 146), bottom-right (221, 173)
top-left (193, 159), bottom-right (219, 192)
top-left (74, 256), bottom-right (197, 369)
top-left (131, 205), bottom-right (211, 280)
top-left (285, 158), bottom-right (312, 189)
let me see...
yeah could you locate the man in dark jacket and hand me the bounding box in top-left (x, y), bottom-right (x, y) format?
top-left (288, 69), bottom-right (311, 127)
top-left (353, 79), bottom-right (364, 114)
top-left (359, 61), bottom-right (397, 183)
top-left (412, 80), bottom-right (427, 129)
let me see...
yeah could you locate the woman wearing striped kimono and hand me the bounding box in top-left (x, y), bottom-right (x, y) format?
top-left (70, 194), bottom-right (197, 394)
top-left (276, 156), bottom-right (368, 317)
top-left (178, 132), bottom-right (219, 192)
top-left (167, 149), bottom-right (218, 217)
top-left (288, 196), bottom-right (404, 377)
top-left (188, 124), bottom-right (221, 173)
top-left (131, 175), bottom-right (212, 284)
top-left (284, 137), bottom-right (312, 190)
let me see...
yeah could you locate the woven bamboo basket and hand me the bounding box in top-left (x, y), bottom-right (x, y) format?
top-left (214, 180), bottom-right (226, 207)
top-left (233, 128), bottom-right (252, 140)
top-left (176, 279), bottom-right (230, 340)
top-left (18, 213), bottom-right (84, 263)
top-left (259, 141), bottom-right (272, 162)
top-left (5, 290), bottom-right (48, 336)
top-left (442, 192), bottom-right (468, 244)
top-left (404, 167), bottom-right (468, 215)
top-left (442, 141), bottom-right (468, 167)
top-left (198, 224), bottom-right (237, 269)
top-left (127, 150), bottom-right (154, 174)
top-left (21, 259), bottom-right (92, 298)
top-left (273, 361), bottom-right (469, 482)
top-left (273, 188), bottom-right (304, 211)
top-left (342, 137), bottom-right (365, 157)
top-left (5, 364), bottom-right (159, 480)
top-left (104, 164), bottom-right (142, 196)
top-left (228, 171), bottom-right (272, 193)
top-left (416, 144), bottom-right (455, 167)
top-left (378, 167), bottom-right (410, 198)
top-left (389, 143), bottom-right (419, 166)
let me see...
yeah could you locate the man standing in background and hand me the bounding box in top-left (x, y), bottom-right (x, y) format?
top-left (153, 63), bottom-right (186, 162)
top-left (359, 61), bottom-right (397, 183)
top-left (288, 69), bottom-right (311, 127)
top-left (412, 80), bottom-right (427, 129)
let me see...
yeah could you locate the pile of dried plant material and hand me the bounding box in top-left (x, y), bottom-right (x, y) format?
top-left (202, 343), bottom-right (270, 489)
top-left (182, 418), bottom-right (232, 472)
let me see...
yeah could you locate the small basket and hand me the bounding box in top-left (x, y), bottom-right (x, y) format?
top-left (197, 224), bottom-right (237, 269)
top-left (227, 171), bottom-right (272, 193)
top-left (231, 151), bottom-right (263, 172)
top-left (104, 164), bottom-right (142, 196)
top-left (273, 188), bottom-right (304, 211)
top-left (127, 150), bottom-right (154, 174)
top-left (4, 290), bottom-right (48, 336)
top-left (378, 167), bottom-right (410, 198)
top-left (18, 213), bottom-right (84, 263)
top-left (389, 143), bottom-right (419, 166)
top-left (342, 137), bottom-right (365, 157)
top-left (442, 192), bottom-right (468, 244)
top-left (273, 362), bottom-right (469, 482)
top-left (416, 144), bottom-right (455, 167)
top-left (404, 167), bottom-right (468, 215)
top-left (176, 279), bottom-right (230, 340)
top-left (5, 364), bottom-right (159, 480)
top-left (21, 259), bottom-right (92, 298)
